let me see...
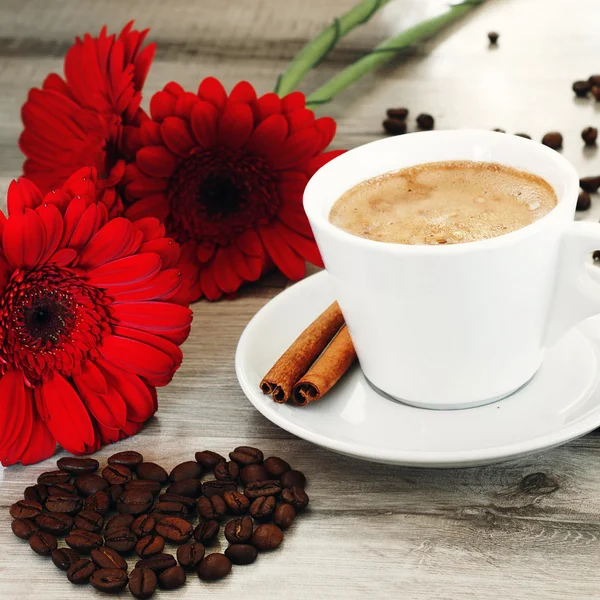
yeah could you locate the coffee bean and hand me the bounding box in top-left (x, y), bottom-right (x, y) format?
top-left (273, 503), bottom-right (296, 529)
top-left (593, 87), bottom-right (600, 102)
top-left (48, 482), bottom-right (77, 496)
top-left (51, 548), bottom-right (80, 571)
top-left (577, 191), bottom-right (591, 211)
top-left (67, 558), bottom-right (97, 584)
top-left (169, 461), bottom-right (203, 482)
top-left (105, 513), bottom-right (135, 532)
top-left (280, 470), bottom-right (306, 489)
top-left (249, 496), bottom-right (276, 521)
top-left (166, 478), bottom-right (203, 498)
top-left (135, 553), bottom-right (177, 573)
top-left (240, 464), bottom-right (269, 485)
top-left (572, 80), bottom-right (591, 97)
top-left (580, 176), bottom-right (600, 193)
top-left (108, 450), bottom-right (144, 469)
top-left (126, 480), bottom-right (162, 496)
top-left (105, 527), bottom-right (138, 554)
top-left (215, 460), bottom-right (239, 481)
top-left (159, 493), bottom-right (197, 509)
top-left (74, 509), bottom-right (104, 533)
top-left (281, 486), bottom-right (310, 510)
top-left (225, 543), bottom-right (258, 565)
top-left (75, 473), bottom-right (109, 497)
top-left (386, 107), bottom-right (409, 120)
top-left (152, 501), bottom-right (189, 520)
top-left (158, 565), bottom-right (186, 590)
top-left (416, 113), bottom-right (434, 131)
top-left (10, 500), bottom-right (43, 519)
top-left (202, 479), bottom-right (236, 498)
top-left (91, 547), bottom-right (128, 571)
top-left (136, 535), bottom-right (165, 558)
top-left (29, 531), bottom-right (58, 556)
top-left (198, 553), bottom-right (232, 580)
top-left (195, 450), bottom-right (225, 470)
top-left (129, 567), bottom-right (157, 599)
top-left (177, 542), bottom-right (205, 570)
top-left (102, 464), bottom-right (133, 485)
top-left (229, 446), bottom-right (264, 466)
top-left (45, 495), bottom-right (83, 516)
top-left (197, 496), bottom-right (227, 521)
top-left (193, 520), bottom-right (219, 544)
top-left (90, 568), bottom-right (129, 592)
top-left (57, 456), bottom-right (99, 474)
top-left (382, 118), bottom-right (407, 136)
top-left (263, 457), bottom-right (291, 479)
top-left (11, 518), bottom-right (39, 540)
top-left (244, 480), bottom-right (281, 499)
top-left (155, 516), bottom-right (193, 543)
top-left (252, 523), bottom-right (283, 551)
top-left (38, 470), bottom-right (71, 485)
top-left (582, 127), bottom-right (598, 146)
top-left (66, 528), bottom-right (104, 552)
top-left (487, 31), bottom-right (499, 44)
top-left (132, 514), bottom-right (156, 537)
top-left (85, 490), bottom-right (110, 514)
top-left (117, 489), bottom-right (154, 515)
top-left (136, 462), bottom-right (168, 483)
top-left (24, 484), bottom-right (48, 504)
top-left (541, 132), bottom-right (562, 150)
top-left (224, 491), bottom-right (250, 515)
top-left (514, 133), bottom-right (531, 139)
top-left (108, 484), bottom-right (124, 506)
top-left (36, 511), bottom-right (74, 534)
top-left (46, 495), bottom-right (83, 517)
top-left (225, 516), bottom-right (254, 544)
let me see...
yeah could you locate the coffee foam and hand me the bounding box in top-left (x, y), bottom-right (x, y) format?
top-left (328, 160), bottom-right (557, 245)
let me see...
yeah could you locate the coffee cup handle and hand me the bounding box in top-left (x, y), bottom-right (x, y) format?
top-left (546, 221), bottom-right (600, 345)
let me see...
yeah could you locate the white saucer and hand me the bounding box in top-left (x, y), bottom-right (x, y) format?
top-left (236, 271), bottom-right (600, 467)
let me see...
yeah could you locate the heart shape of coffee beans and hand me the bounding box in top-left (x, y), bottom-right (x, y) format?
top-left (10, 446), bottom-right (309, 597)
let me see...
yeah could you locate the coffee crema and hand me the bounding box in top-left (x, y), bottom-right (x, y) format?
top-left (328, 160), bottom-right (557, 245)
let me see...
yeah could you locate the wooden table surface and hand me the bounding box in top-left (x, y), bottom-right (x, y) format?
top-left (2, 0), bottom-right (600, 598)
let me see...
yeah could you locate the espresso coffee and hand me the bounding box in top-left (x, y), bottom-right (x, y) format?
top-left (329, 160), bottom-right (557, 245)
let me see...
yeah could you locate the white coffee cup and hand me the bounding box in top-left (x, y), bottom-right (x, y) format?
top-left (304, 129), bottom-right (600, 410)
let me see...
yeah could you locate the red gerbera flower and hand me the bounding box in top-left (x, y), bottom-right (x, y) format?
top-left (122, 77), bottom-right (344, 302)
top-left (0, 167), bottom-right (191, 466)
top-left (19, 22), bottom-right (155, 216)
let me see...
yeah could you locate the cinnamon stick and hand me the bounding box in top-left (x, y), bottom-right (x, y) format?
top-left (292, 325), bottom-right (357, 406)
top-left (260, 302), bottom-right (345, 403)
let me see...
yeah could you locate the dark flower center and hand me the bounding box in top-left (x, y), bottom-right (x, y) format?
top-left (23, 292), bottom-right (73, 346)
top-left (0, 266), bottom-right (112, 383)
top-left (167, 147), bottom-right (278, 247)
top-left (197, 175), bottom-right (242, 217)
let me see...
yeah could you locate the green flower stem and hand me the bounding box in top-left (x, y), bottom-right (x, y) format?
top-left (305, 0), bottom-right (485, 107)
top-left (274, 0), bottom-right (393, 96)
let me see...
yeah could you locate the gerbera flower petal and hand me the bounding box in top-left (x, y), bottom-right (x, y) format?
top-left (277, 202), bottom-right (314, 238)
top-left (3, 208), bottom-right (46, 269)
top-left (2, 392), bottom-right (33, 466)
top-left (97, 358), bottom-right (156, 423)
top-left (41, 373), bottom-right (96, 454)
top-left (99, 334), bottom-right (177, 386)
top-left (191, 101), bottom-right (219, 148)
top-left (281, 91), bottom-right (305, 113)
top-left (137, 146), bottom-right (178, 178)
top-left (300, 149), bottom-right (346, 177)
top-left (258, 225), bottom-right (306, 280)
top-left (36, 204), bottom-right (64, 264)
top-left (19, 410), bottom-right (56, 466)
top-left (109, 268), bottom-right (182, 302)
top-left (140, 121), bottom-right (163, 146)
top-left (161, 116), bottom-right (196, 156)
top-left (198, 76), bottom-right (227, 111)
top-left (139, 239), bottom-right (179, 269)
top-left (86, 253), bottom-right (162, 288)
top-left (111, 325), bottom-right (183, 366)
top-left (270, 129), bottom-right (323, 170)
top-left (6, 178), bottom-right (44, 215)
top-left (199, 264), bottom-right (222, 301)
top-left (228, 81), bottom-right (257, 105)
top-left (273, 220), bottom-right (323, 266)
top-left (253, 92), bottom-right (282, 121)
top-left (175, 92), bottom-right (200, 120)
top-left (123, 164), bottom-right (169, 198)
top-left (110, 301), bottom-right (192, 340)
top-left (244, 114), bottom-right (288, 157)
top-left (228, 244), bottom-right (263, 282)
top-left (218, 103), bottom-right (253, 149)
top-left (213, 247), bottom-right (244, 293)
top-left (0, 370), bottom-right (28, 454)
top-left (124, 193), bottom-right (170, 221)
top-left (78, 217), bottom-right (139, 269)
top-left (236, 229), bottom-right (264, 257)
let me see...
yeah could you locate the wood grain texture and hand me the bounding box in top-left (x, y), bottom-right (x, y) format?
top-left (2, 0), bottom-right (600, 598)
